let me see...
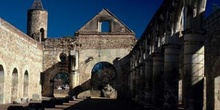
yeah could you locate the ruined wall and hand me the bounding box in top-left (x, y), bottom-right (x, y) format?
top-left (75, 34), bottom-right (136, 98)
top-left (0, 18), bottom-right (43, 103)
top-left (43, 38), bottom-right (75, 71)
top-left (41, 38), bottom-right (78, 96)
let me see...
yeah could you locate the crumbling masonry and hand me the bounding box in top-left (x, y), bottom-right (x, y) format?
top-left (0, 0), bottom-right (220, 109)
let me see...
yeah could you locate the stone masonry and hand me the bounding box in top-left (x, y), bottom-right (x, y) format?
top-left (0, 18), bottom-right (43, 104)
top-left (1, 0), bottom-right (220, 110)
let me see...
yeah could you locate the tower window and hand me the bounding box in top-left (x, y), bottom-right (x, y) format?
top-left (40, 28), bottom-right (45, 41)
top-left (98, 20), bottom-right (111, 32)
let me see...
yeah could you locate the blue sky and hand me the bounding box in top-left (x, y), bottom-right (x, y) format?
top-left (0, 0), bottom-right (220, 39)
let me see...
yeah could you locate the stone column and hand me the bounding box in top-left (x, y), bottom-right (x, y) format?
top-left (70, 71), bottom-right (77, 89)
top-left (152, 53), bottom-right (164, 110)
top-left (144, 55), bottom-right (153, 109)
top-left (163, 44), bottom-right (179, 110)
top-left (135, 69), bottom-right (140, 102)
top-left (138, 66), bottom-right (145, 104)
top-left (184, 32), bottom-right (204, 110)
top-left (131, 71), bottom-right (136, 100)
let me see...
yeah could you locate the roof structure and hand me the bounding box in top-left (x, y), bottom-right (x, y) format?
top-left (31, 0), bottom-right (44, 10)
top-left (76, 8), bottom-right (134, 34)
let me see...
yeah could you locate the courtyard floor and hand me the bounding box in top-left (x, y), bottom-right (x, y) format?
top-left (0, 97), bottom-right (146, 110)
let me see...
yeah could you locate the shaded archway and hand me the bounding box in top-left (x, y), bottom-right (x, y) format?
top-left (23, 71), bottom-right (29, 97)
top-left (53, 72), bottom-right (70, 97)
top-left (11, 68), bottom-right (18, 102)
top-left (0, 65), bottom-right (4, 104)
top-left (90, 62), bottom-right (117, 98)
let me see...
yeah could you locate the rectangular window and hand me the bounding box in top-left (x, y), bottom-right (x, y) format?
top-left (98, 21), bottom-right (111, 32)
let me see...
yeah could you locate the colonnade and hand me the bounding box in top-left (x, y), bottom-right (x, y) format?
top-left (129, 33), bottom-right (205, 109)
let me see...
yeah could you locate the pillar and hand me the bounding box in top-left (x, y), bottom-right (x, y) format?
top-left (144, 55), bottom-right (153, 108)
top-left (70, 71), bottom-right (77, 89)
top-left (138, 66), bottom-right (145, 104)
top-left (183, 32), bottom-right (204, 110)
top-left (152, 53), bottom-right (164, 110)
top-left (135, 69), bottom-right (140, 102)
top-left (163, 44), bottom-right (179, 109)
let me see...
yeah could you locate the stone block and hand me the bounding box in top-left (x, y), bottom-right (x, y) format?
top-left (32, 94), bottom-right (40, 101)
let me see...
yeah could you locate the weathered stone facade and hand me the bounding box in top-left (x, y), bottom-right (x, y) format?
top-left (0, 0), bottom-right (137, 104)
top-left (0, 18), bottom-right (43, 104)
top-left (1, 0), bottom-right (220, 109)
top-left (40, 8), bottom-right (136, 98)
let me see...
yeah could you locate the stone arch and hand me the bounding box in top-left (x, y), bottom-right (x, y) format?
top-left (53, 72), bottom-right (70, 97)
top-left (11, 68), bottom-right (18, 102)
top-left (42, 66), bottom-right (70, 97)
top-left (76, 54), bottom-right (123, 98)
top-left (90, 61), bottom-right (117, 98)
top-left (0, 65), bottom-right (4, 104)
top-left (23, 71), bottom-right (29, 97)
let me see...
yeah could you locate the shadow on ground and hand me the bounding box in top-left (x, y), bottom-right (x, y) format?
top-left (64, 98), bottom-right (146, 110)
top-left (6, 98), bottom-right (148, 110)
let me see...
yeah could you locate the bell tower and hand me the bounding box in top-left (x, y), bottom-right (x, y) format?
top-left (27, 0), bottom-right (48, 42)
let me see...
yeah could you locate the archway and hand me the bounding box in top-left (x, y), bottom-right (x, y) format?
top-left (90, 62), bottom-right (117, 98)
top-left (53, 72), bottom-right (70, 97)
top-left (23, 71), bottom-right (29, 97)
top-left (0, 65), bottom-right (4, 104)
top-left (11, 68), bottom-right (18, 102)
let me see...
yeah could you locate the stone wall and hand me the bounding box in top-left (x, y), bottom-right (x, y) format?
top-left (75, 33), bottom-right (136, 98)
top-left (75, 34), bottom-right (136, 49)
top-left (41, 38), bottom-right (78, 96)
top-left (204, 9), bottom-right (220, 110)
top-left (0, 18), bottom-right (43, 104)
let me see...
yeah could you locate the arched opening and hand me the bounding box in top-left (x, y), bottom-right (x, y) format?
top-left (53, 72), bottom-right (70, 97)
top-left (0, 65), bottom-right (4, 104)
top-left (11, 68), bottom-right (18, 102)
top-left (23, 71), bottom-right (29, 97)
top-left (59, 53), bottom-right (67, 63)
top-left (40, 28), bottom-right (45, 41)
top-left (90, 62), bottom-right (117, 99)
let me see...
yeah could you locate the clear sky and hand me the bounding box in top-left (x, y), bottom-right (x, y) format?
top-left (0, 0), bottom-right (220, 39)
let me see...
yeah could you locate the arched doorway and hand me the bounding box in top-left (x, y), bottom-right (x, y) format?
top-left (11, 68), bottom-right (18, 102)
top-left (90, 62), bottom-right (117, 98)
top-left (23, 71), bottom-right (29, 97)
top-left (53, 72), bottom-right (70, 97)
top-left (0, 65), bottom-right (4, 104)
